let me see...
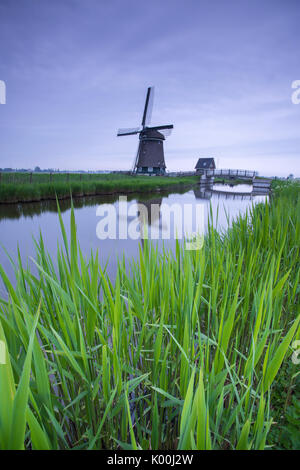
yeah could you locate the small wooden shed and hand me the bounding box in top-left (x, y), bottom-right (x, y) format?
top-left (195, 158), bottom-right (216, 175)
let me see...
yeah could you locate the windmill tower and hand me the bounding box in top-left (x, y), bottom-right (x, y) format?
top-left (117, 87), bottom-right (173, 175)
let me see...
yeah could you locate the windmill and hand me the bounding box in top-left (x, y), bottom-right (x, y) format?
top-left (117, 87), bottom-right (173, 175)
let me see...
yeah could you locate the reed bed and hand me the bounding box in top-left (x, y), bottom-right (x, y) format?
top-left (0, 181), bottom-right (299, 450)
top-left (0, 173), bottom-right (198, 204)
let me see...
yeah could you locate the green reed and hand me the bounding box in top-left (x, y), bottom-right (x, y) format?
top-left (0, 173), bottom-right (198, 203)
top-left (0, 181), bottom-right (299, 449)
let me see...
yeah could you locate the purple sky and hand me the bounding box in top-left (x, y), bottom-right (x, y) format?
top-left (0, 0), bottom-right (299, 176)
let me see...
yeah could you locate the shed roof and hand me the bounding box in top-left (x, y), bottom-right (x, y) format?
top-left (195, 158), bottom-right (216, 169)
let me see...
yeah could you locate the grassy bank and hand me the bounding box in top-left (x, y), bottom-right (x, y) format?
top-left (0, 181), bottom-right (299, 450)
top-left (0, 186), bottom-right (190, 222)
top-left (0, 173), bottom-right (199, 204)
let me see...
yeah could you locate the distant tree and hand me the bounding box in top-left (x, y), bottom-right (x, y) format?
top-left (34, 166), bottom-right (41, 172)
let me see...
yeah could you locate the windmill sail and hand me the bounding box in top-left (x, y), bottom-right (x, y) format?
top-left (149, 124), bottom-right (173, 131)
top-left (141, 87), bottom-right (154, 127)
top-left (131, 142), bottom-right (141, 173)
top-left (157, 128), bottom-right (173, 138)
top-left (149, 124), bottom-right (173, 137)
top-left (117, 127), bottom-right (142, 136)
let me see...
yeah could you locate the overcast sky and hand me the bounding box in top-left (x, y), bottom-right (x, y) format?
top-left (0, 0), bottom-right (299, 176)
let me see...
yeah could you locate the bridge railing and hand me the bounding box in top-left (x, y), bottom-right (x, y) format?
top-left (205, 169), bottom-right (258, 178)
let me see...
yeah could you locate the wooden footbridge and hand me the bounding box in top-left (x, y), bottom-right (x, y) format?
top-left (198, 168), bottom-right (271, 197)
top-left (200, 169), bottom-right (272, 193)
top-left (204, 169), bottom-right (258, 180)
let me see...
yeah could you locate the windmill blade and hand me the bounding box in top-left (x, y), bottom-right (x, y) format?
top-left (117, 127), bottom-right (142, 136)
top-left (148, 124), bottom-right (173, 137)
top-left (141, 87), bottom-right (154, 127)
top-left (149, 124), bottom-right (173, 131)
top-left (159, 128), bottom-right (173, 138)
top-left (131, 141), bottom-right (141, 173)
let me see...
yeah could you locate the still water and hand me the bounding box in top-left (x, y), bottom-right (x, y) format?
top-left (0, 184), bottom-right (268, 291)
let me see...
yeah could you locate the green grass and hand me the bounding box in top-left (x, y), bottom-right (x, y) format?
top-left (0, 180), bottom-right (299, 449)
top-left (0, 187), bottom-right (189, 222)
top-left (1, 171), bottom-right (138, 184)
top-left (0, 173), bottom-right (199, 204)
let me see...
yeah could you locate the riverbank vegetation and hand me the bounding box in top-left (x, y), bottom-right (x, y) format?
top-left (0, 187), bottom-right (189, 222)
top-left (0, 172), bottom-right (199, 204)
top-left (0, 180), bottom-right (299, 449)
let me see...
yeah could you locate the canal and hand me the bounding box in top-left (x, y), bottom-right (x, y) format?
top-left (0, 184), bottom-right (268, 292)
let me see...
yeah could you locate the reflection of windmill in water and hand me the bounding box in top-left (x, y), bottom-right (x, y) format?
top-left (117, 87), bottom-right (173, 174)
top-left (136, 197), bottom-right (163, 248)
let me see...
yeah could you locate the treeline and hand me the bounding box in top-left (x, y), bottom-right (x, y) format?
top-left (0, 167), bottom-right (57, 173)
